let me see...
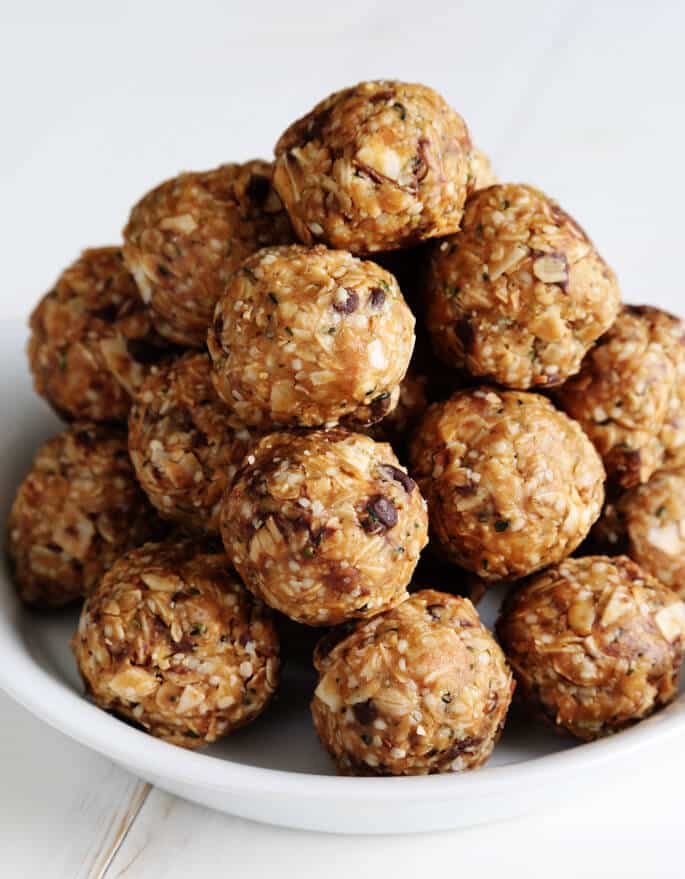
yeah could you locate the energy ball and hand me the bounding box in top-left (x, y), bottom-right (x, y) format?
top-left (128, 352), bottom-right (258, 534)
top-left (593, 469), bottom-right (685, 599)
top-left (123, 160), bottom-right (293, 347)
top-left (221, 430), bottom-right (429, 626)
top-left (208, 245), bottom-right (415, 428)
top-left (273, 80), bottom-right (471, 254)
top-left (7, 423), bottom-right (160, 608)
top-left (28, 247), bottom-right (173, 422)
top-left (311, 590), bottom-right (514, 776)
top-left (468, 147), bottom-right (498, 191)
top-left (409, 388), bottom-right (605, 580)
top-left (557, 305), bottom-right (685, 487)
top-left (424, 183), bottom-right (620, 389)
top-left (497, 556), bottom-right (685, 740)
top-left (72, 541), bottom-right (279, 748)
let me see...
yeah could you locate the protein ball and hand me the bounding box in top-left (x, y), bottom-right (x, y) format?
top-left (72, 541), bottom-right (279, 748)
top-left (425, 184), bottom-right (620, 389)
top-left (557, 305), bottom-right (685, 487)
top-left (7, 423), bottom-right (161, 608)
top-left (593, 469), bottom-right (685, 599)
top-left (128, 352), bottom-right (258, 534)
top-left (497, 556), bottom-right (685, 740)
top-left (409, 388), bottom-right (605, 580)
top-left (123, 160), bottom-right (293, 347)
top-left (221, 430), bottom-right (429, 626)
top-left (28, 247), bottom-right (173, 422)
top-left (468, 147), bottom-right (498, 191)
top-left (208, 245), bottom-right (415, 428)
top-left (273, 80), bottom-right (471, 254)
top-left (311, 590), bottom-right (514, 775)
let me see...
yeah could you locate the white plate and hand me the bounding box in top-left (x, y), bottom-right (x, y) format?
top-left (1, 325), bottom-right (684, 835)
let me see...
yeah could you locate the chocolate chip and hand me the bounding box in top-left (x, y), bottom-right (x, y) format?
top-left (447, 735), bottom-right (482, 758)
top-left (213, 315), bottom-right (224, 337)
top-left (369, 287), bottom-right (386, 308)
top-left (412, 138), bottom-right (430, 182)
top-left (380, 464), bottom-right (415, 493)
top-left (353, 700), bottom-right (377, 725)
top-left (158, 263), bottom-right (172, 277)
top-left (369, 89), bottom-right (395, 104)
top-left (364, 495), bottom-right (398, 532)
top-left (427, 604), bottom-right (444, 620)
top-left (246, 173), bottom-right (271, 206)
top-left (333, 289), bottom-right (359, 314)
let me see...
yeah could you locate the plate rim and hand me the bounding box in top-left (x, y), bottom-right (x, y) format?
top-left (1, 584), bottom-right (684, 804)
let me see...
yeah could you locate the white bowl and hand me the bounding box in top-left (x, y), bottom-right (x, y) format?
top-left (1, 326), bottom-right (684, 834)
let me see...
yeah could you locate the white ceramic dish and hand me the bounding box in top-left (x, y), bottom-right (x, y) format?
top-left (1, 326), bottom-right (684, 834)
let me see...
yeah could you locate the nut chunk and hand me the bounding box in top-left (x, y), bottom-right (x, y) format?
top-left (273, 80), bottom-right (471, 253)
top-left (409, 388), bottom-right (605, 580)
top-left (311, 590), bottom-right (514, 775)
top-left (29, 247), bottom-right (173, 422)
top-left (468, 147), bottom-right (498, 191)
top-left (128, 352), bottom-right (258, 534)
top-left (7, 423), bottom-right (160, 608)
top-left (72, 541), bottom-right (280, 748)
top-left (123, 160), bottom-right (293, 347)
top-left (557, 305), bottom-right (685, 487)
top-left (425, 184), bottom-right (620, 389)
top-left (221, 430), bottom-right (428, 626)
top-left (592, 468), bottom-right (685, 599)
top-left (497, 556), bottom-right (685, 740)
top-left (208, 245), bottom-right (415, 428)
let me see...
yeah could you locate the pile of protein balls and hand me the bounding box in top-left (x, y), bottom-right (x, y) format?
top-left (8, 79), bottom-right (685, 773)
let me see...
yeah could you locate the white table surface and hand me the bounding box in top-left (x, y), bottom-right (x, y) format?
top-left (1, 1), bottom-right (684, 875)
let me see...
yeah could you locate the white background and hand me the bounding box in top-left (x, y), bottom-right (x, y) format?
top-left (2, 1), bottom-right (685, 876)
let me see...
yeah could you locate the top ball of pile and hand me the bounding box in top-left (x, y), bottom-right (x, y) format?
top-left (272, 80), bottom-right (473, 253)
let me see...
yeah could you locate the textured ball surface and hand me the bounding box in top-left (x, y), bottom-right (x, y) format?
top-left (497, 555), bottom-right (685, 740)
top-left (72, 540), bottom-right (280, 748)
top-left (409, 388), bottom-right (605, 579)
top-left (311, 590), bottom-right (514, 775)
